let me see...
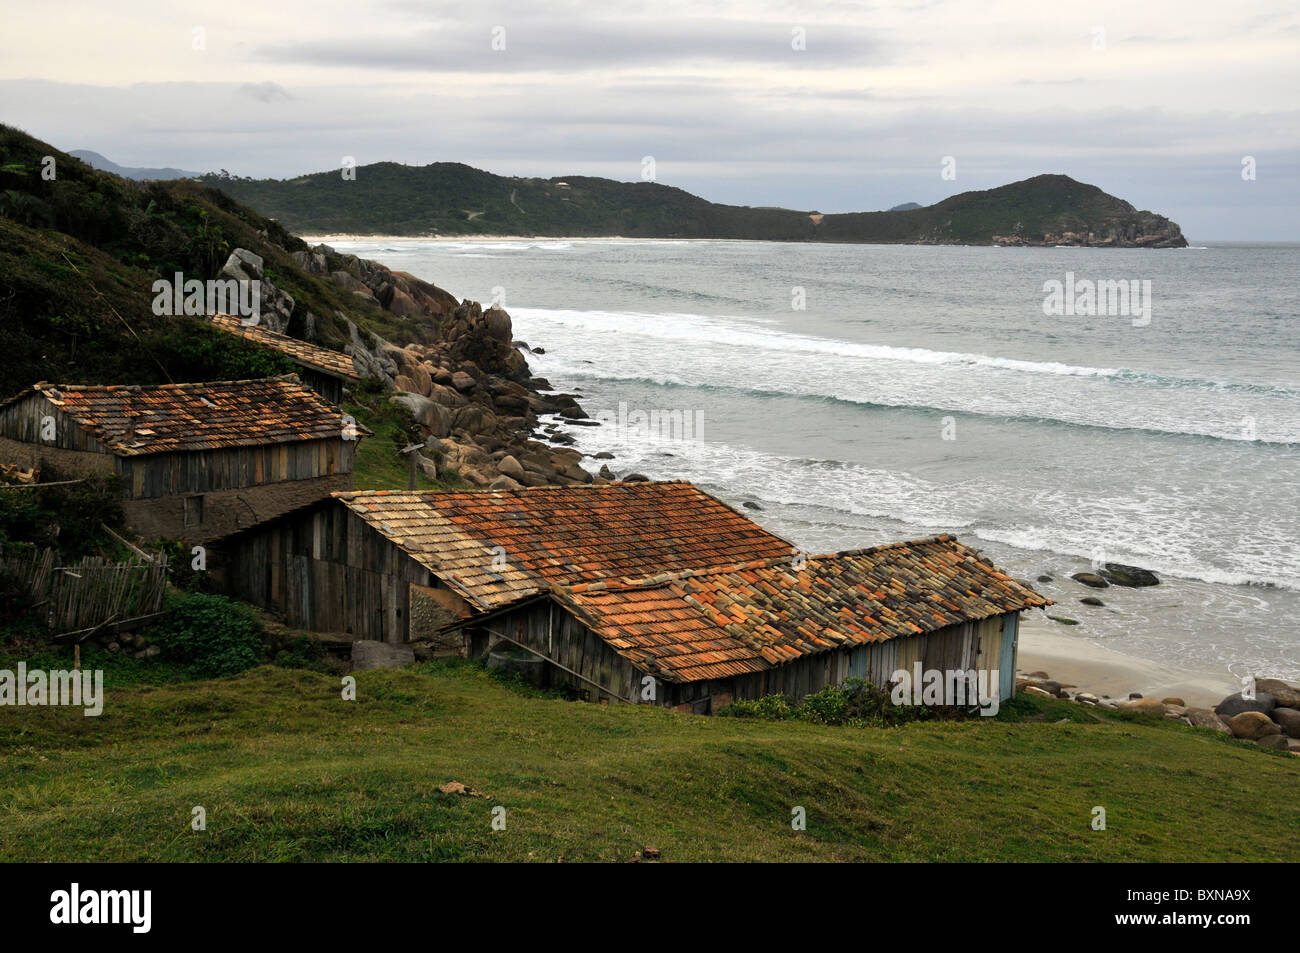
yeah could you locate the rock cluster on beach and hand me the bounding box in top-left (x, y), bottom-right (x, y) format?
top-left (1017, 671), bottom-right (1300, 756)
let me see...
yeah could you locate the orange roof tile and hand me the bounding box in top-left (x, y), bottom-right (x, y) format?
top-left (332, 481), bottom-right (794, 611)
top-left (210, 314), bottom-right (361, 381)
top-left (4, 376), bottom-right (359, 456)
top-left (544, 535), bottom-right (1052, 682)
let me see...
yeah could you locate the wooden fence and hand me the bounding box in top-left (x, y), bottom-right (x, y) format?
top-left (2, 547), bottom-right (169, 638)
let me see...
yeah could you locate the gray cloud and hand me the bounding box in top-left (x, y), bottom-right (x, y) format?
top-left (250, 18), bottom-right (884, 72)
top-left (236, 81), bottom-right (294, 103)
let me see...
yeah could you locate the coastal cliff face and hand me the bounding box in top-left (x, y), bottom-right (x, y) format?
top-left (989, 209), bottom-right (1186, 248)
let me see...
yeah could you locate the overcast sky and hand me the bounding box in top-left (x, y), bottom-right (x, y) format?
top-left (3, 0), bottom-right (1297, 239)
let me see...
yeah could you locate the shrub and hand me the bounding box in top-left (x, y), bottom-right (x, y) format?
top-left (147, 593), bottom-right (263, 678)
top-left (718, 693), bottom-right (797, 721)
top-left (717, 678), bottom-right (938, 727)
top-left (272, 634), bottom-right (327, 670)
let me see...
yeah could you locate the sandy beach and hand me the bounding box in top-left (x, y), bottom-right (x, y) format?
top-left (1017, 611), bottom-right (1238, 708)
top-left (301, 234), bottom-right (652, 244)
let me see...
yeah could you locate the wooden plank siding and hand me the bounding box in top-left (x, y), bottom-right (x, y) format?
top-left (219, 504), bottom-right (469, 644)
top-left (465, 602), bottom-right (1026, 712)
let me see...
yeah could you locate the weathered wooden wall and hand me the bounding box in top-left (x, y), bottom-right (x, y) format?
top-left (467, 604), bottom-right (1024, 713)
top-left (219, 505), bottom-right (466, 643)
top-left (118, 438), bottom-right (354, 498)
top-left (471, 602), bottom-right (642, 704)
top-left (298, 369), bottom-right (345, 406)
top-left (0, 395), bottom-right (114, 455)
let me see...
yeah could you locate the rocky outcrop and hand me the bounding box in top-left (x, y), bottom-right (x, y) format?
top-left (221, 248), bottom-right (295, 333)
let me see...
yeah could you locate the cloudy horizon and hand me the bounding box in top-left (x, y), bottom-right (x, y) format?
top-left (3, 0), bottom-right (1297, 240)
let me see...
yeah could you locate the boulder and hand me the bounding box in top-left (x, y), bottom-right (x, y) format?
top-left (1080, 596), bottom-right (1105, 606)
top-left (483, 306), bottom-right (513, 343)
top-left (427, 383), bottom-right (468, 409)
top-left (598, 464), bottom-right (614, 480)
top-left (351, 640), bottom-right (415, 671)
top-left (1269, 706), bottom-right (1300, 738)
top-left (1070, 572), bottom-right (1109, 589)
top-left (1161, 697), bottom-right (1185, 707)
top-left (1036, 574), bottom-right (1053, 583)
top-left (453, 404), bottom-right (497, 435)
top-left (1016, 677), bottom-right (1070, 697)
top-left (623, 472), bottom-right (650, 483)
top-left (1256, 734), bottom-right (1291, 751)
top-left (390, 393), bottom-right (453, 438)
top-left (1100, 563), bottom-right (1160, 587)
top-left (1024, 685), bottom-right (1054, 699)
top-left (489, 475), bottom-right (522, 491)
top-left (1255, 678), bottom-right (1300, 709)
top-left (497, 455), bottom-right (526, 482)
top-left (451, 371), bottom-right (477, 392)
top-left (1117, 697), bottom-right (1166, 716)
top-left (1184, 708), bottom-right (1231, 734)
top-left (1225, 710), bottom-right (1281, 741)
top-left (1215, 691), bottom-right (1276, 718)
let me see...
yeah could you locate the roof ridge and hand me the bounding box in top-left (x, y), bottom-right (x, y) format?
top-left (33, 374), bottom-right (306, 392)
top-left (557, 536), bottom-right (970, 592)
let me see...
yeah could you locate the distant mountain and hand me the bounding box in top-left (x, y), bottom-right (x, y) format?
top-left (69, 149), bottom-right (199, 181)
top-left (200, 164), bottom-right (1187, 247)
top-left (889, 202), bottom-right (923, 211)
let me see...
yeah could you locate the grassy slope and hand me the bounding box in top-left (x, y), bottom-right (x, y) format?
top-left (0, 662), bottom-right (1293, 862)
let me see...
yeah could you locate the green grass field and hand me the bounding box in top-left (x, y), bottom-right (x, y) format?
top-left (1, 662), bottom-right (1294, 862)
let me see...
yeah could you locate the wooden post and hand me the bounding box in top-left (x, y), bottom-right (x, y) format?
top-left (400, 443), bottom-right (422, 490)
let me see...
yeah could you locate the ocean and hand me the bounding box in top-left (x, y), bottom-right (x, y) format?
top-left (329, 238), bottom-right (1300, 684)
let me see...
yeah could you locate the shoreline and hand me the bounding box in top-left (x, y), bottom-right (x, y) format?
top-left (302, 234), bottom-right (1203, 248)
top-left (1017, 612), bottom-right (1237, 708)
top-left (305, 234), bottom-right (687, 244)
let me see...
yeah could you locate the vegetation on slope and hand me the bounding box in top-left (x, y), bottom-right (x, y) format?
top-left (0, 663), bottom-right (1292, 862)
top-left (0, 124), bottom-right (444, 402)
top-left (202, 163), bottom-right (1186, 245)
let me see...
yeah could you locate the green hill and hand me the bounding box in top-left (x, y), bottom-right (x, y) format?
top-left (0, 661), bottom-right (1292, 861)
top-left (202, 163), bottom-right (1187, 247)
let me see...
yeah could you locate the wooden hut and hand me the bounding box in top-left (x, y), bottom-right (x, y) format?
top-left (216, 481), bottom-right (795, 643)
top-left (449, 536), bottom-right (1051, 712)
top-left (209, 313), bottom-right (362, 404)
top-left (0, 375), bottom-right (365, 543)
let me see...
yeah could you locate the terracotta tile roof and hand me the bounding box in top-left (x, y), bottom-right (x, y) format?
top-left (210, 314), bottom-right (361, 381)
top-left (331, 482), bottom-right (795, 611)
top-left (5, 376), bottom-right (359, 456)
top-left (546, 536), bottom-right (1052, 682)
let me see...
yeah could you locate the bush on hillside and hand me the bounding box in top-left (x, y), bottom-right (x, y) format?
top-left (147, 593), bottom-right (263, 678)
top-left (718, 678), bottom-right (938, 727)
